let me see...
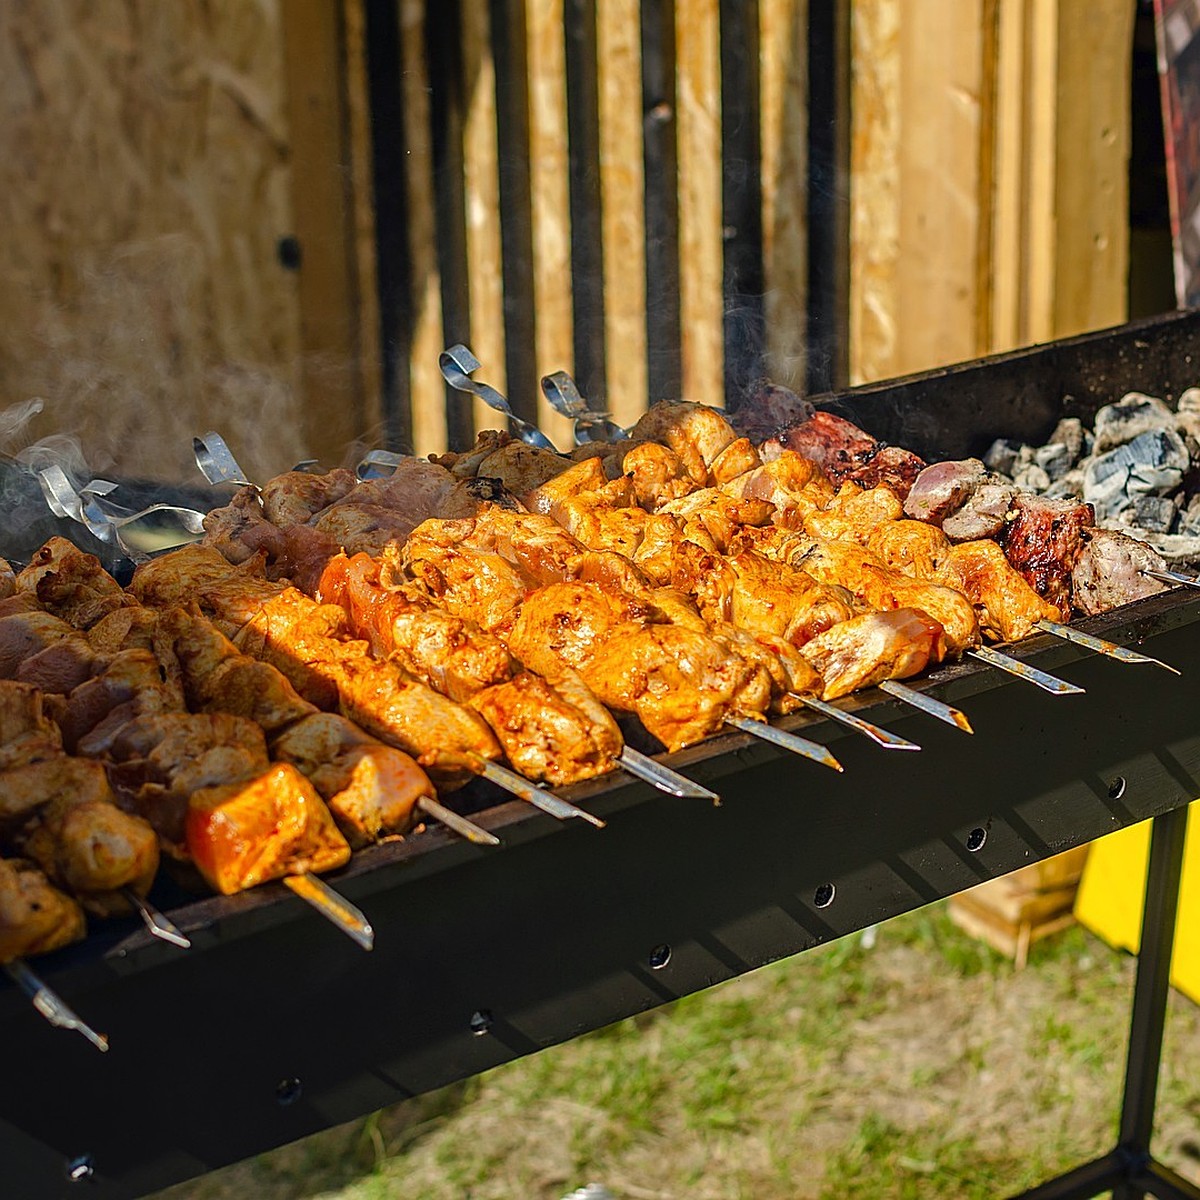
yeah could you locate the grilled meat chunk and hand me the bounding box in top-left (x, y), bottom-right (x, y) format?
top-left (0, 858), bottom-right (86, 963)
top-left (261, 468), bottom-right (358, 526)
top-left (1000, 494), bottom-right (1094, 614)
top-left (0, 681), bottom-right (64, 770)
top-left (627, 400), bottom-right (739, 484)
top-left (1070, 529), bottom-right (1171, 616)
top-left (0, 559), bottom-right (14, 601)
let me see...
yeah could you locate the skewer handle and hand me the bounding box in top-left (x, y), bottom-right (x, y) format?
top-left (970, 646), bottom-right (1085, 695)
top-left (440, 345), bottom-right (559, 451)
top-left (4, 961), bottom-right (109, 1052)
top-left (122, 887), bottom-right (192, 949)
top-left (283, 874), bottom-right (375, 951)
top-left (192, 432), bottom-right (256, 488)
top-left (1034, 620), bottom-right (1180, 675)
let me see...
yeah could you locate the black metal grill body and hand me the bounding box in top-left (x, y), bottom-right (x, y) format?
top-left (5, 311), bottom-right (1200, 1199)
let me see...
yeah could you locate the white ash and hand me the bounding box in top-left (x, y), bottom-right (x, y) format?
top-left (984, 388), bottom-right (1200, 563)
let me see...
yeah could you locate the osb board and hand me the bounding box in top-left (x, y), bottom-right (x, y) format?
top-left (0, 0), bottom-right (308, 486)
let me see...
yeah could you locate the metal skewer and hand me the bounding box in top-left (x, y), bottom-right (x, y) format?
top-left (417, 797), bottom-right (501, 845)
top-left (877, 680), bottom-right (973, 733)
top-left (723, 713), bottom-right (843, 772)
top-left (618, 747), bottom-right (721, 802)
top-left (474, 757), bottom-right (606, 827)
top-left (797, 695), bottom-right (921, 751)
top-left (4, 960), bottom-right (108, 1052)
top-left (969, 646), bottom-right (1085, 695)
top-left (1144, 567), bottom-right (1200, 590)
top-left (1034, 619), bottom-right (1179, 675)
top-left (122, 887), bottom-right (191, 949)
top-left (193, 432), bottom-right (258, 488)
top-left (283, 874), bottom-right (375, 951)
top-left (439, 345), bottom-right (560, 451)
top-left (540, 371), bottom-right (628, 444)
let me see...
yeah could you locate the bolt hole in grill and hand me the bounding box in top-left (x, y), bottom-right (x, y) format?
top-left (966, 827), bottom-right (988, 852)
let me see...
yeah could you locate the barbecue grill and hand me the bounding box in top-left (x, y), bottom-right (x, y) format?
top-left (3, 309), bottom-right (1200, 1200)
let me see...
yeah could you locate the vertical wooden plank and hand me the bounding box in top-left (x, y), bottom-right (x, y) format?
top-left (676, 0), bottom-right (723, 407)
top-left (1049, 0), bottom-right (1132, 337)
top-left (526, 0), bottom-right (576, 449)
top-left (399, 0), bottom-right (447, 455)
top-left (564, 0), bottom-right (608, 407)
top-left (894, 0), bottom-right (987, 375)
top-left (281, 0), bottom-right (366, 463)
top-left (760, 0), bottom-right (808, 394)
top-left (1024, 0), bottom-right (1059, 343)
top-left (848, 0), bottom-right (901, 385)
top-left (641, 0), bottom-right (682, 403)
top-left (462, 0), bottom-right (508, 434)
top-left (597, 0), bottom-right (648, 427)
top-left (720, 0), bottom-right (764, 410)
top-left (489, 0), bottom-right (540, 431)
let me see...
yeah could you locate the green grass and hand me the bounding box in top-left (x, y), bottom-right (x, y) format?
top-left (157, 902), bottom-right (1200, 1200)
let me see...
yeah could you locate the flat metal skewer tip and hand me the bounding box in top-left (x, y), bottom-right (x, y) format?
top-left (284, 874), bottom-right (375, 951)
top-left (799, 695), bottom-right (921, 751)
top-left (417, 796), bottom-right (501, 846)
top-left (877, 680), bottom-right (973, 733)
top-left (970, 646), bottom-right (1085, 695)
top-left (476, 759), bottom-right (606, 827)
top-left (619, 747), bottom-right (721, 802)
top-left (122, 887), bottom-right (191, 949)
top-left (4, 960), bottom-right (109, 1052)
top-left (724, 713), bottom-right (843, 772)
top-left (1034, 619), bottom-right (1180, 675)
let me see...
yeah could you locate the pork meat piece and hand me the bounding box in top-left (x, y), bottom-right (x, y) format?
top-left (0, 559), bottom-right (14, 601)
top-left (729, 381), bottom-right (814, 445)
top-left (0, 858), bottom-right (86, 963)
top-left (0, 681), bottom-right (63, 771)
top-left (941, 481), bottom-right (1017, 542)
top-left (260, 468), bottom-right (357, 526)
top-left (768, 410), bottom-right (883, 484)
top-left (1070, 529), bottom-right (1171, 616)
top-left (999, 494), bottom-right (1094, 614)
top-left (849, 444), bottom-right (927, 499)
top-left (904, 459), bottom-right (989, 524)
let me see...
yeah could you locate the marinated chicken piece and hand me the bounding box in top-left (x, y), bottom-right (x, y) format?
top-left (317, 553), bottom-right (517, 703)
top-left (656, 490), bottom-right (776, 552)
top-left (798, 609), bottom-right (946, 700)
top-left (783, 538), bottom-right (981, 655)
top-left (627, 400), bottom-right (739, 484)
top-left (719, 450), bottom-right (836, 529)
top-left (14, 537), bottom-right (133, 629)
top-left (327, 652), bottom-right (502, 784)
top-left (261, 467), bottom-right (357, 526)
top-left (431, 428), bottom-right (512, 478)
top-left (522, 457), bottom-right (633, 524)
top-left (272, 712), bottom-right (434, 847)
top-left (619, 441), bottom-right (697, 508)
top-left (632, 513), bottom-right (690, 584)
top-left (162, 607), bottom-right (318, 735)
top-left (0, 611), bottom-right (78, 678)
top-left (581, 622), bottom-right (771, 750)
top-left (133, 544), bottom-right (267, 605)
top-left (469, 668), bottom-right (623, 785)
top-left (507, 582), bottom-right (651, 676)
top-left (186, 763), bottom-right (351, 895)
top-left (1070, 529), bottom-right (1170, 616)
top-left (0, 681), bottom-right (63, 770)
top-left (20, 795), bottom-right (159, 917)
top-left (560, 502), bottom-right (651, 559)
top-left (709, 437), bottom-right (762, 485)
top-left (106, 711), bottom-right (271, 857)
top-left (474, 441), bottom-right (573, 495)
top-left (403, 533), bottom-right (533, 636)
top-left (450, 508), bottom-right (586, 584)
top-left (867, 521), bottom-right (1061, 639)
top-left (0, 559), bottom-right (14, 601)
top-left (0, 858), bottom-right (86, 963)
top-left (804, 483), bottom-right (905, 544)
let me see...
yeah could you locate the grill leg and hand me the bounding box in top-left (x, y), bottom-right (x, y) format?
top-left (1009, 805), bottom-right (1194, 1200)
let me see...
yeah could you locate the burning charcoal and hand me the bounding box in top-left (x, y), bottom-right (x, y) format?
top-left (903, 458), bottom-right (987, 524)
top-left (1071, 528), bottom-right (1169, 615)
top-left (1177, 492), bottom-right (1200, 537)
top-left (1082, 427), bottom-right (1189, 520)
top-left (1047, 417), bottom-right (1087, 464)
top-left (983, 438), bottom-right (1024, 477)
top-left (1034, 442), bottom-right (1072, 482)
top-left (1129, 494), bottom-right (1180, 533)
top-left (941, 481), bottom-right (1016, 542)
top-left (1012, 462), bottom-right (1051, 493)
top-left (1044, 467), bottom-right (1086, 501)
top-left (1092, 392), bottom-right (1179, 452)
top-left (1001, 494), bottom-right (1093, 614)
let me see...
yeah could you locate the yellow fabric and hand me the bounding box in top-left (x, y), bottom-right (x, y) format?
top-left (1073, 802), bottom-right (1200, 1004)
